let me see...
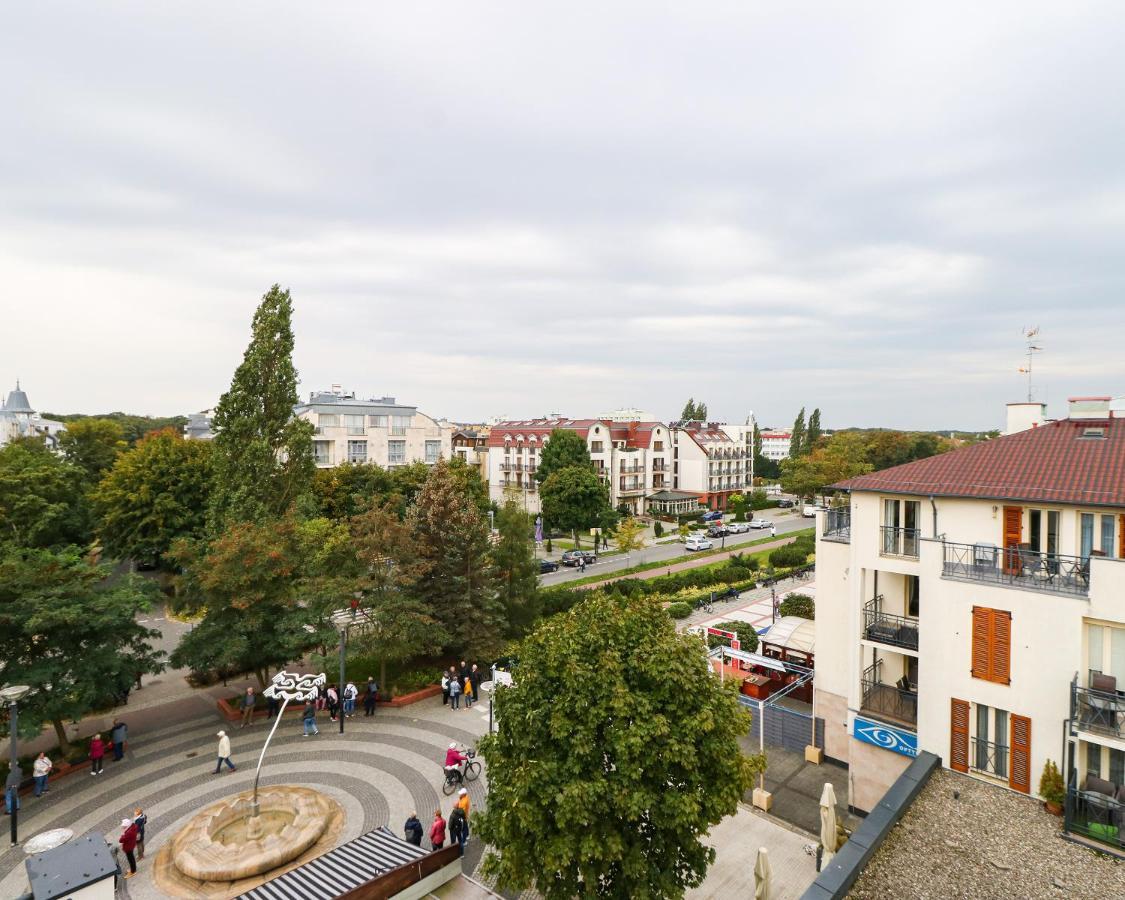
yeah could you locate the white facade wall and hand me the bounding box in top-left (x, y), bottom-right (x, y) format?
top-left (301, 408), bottom-right (452, 469)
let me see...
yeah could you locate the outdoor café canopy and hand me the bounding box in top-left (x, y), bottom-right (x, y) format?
top-left (647, 489), bottom-right (704, 515)
top-left (760, 616), bottom-right (815, 655)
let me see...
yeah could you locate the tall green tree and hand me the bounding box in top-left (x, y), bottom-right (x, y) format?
top-left (207, 284), bottom-right (314, 531)
top-left (535, 429), bottom-right (593, 485)
top-left (0, 439), bottom-right (90, 549)
top-left (58, 418), bottom-right (127, 484)
top-left (93, 429), bottom-right (213, 567)
top-left (408, 460), bottom-right (504, 658)
top-left (491, 499), bottom-right (541, 636)
top-left (806, 408), bottom-right (822, 452)
top-left (312, 462), bottom-right (395, 520)
top-left (0, 547), bottom-right (165, 752)
top-left (789, 407), bottom-right (807, 458)
top-left (540, 465), bottom-right (612, 550)
top-left (680, 399), bottom-right (708, 421)
top-left (780, 432), bottom-right (872, 499)
top-left (476, 592), bottom-right (762, 899)
top-left (752, 421), bottom-right (762, 459)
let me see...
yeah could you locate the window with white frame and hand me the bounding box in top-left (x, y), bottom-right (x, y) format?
top-left (425, 440), bottom-right (440, 464)
top-left (368, 414), bottom-right (387, 428)
top-left (347, 440), bottom-right (367, 463)
top-left (318, 413), bottom-right (340, 428)
top-left (1028, 509), bottom-right (1060, 557)
top-left (344, 414), bottom-right (365, 435)
top-left (391, 415), bottom-right (411, 436)
top-left (1099, 514), bottom-right (1115, 557)
top-left (388, 440), bottom-right (406, 464)
top-left (313, 441), bottom-right (331, 465)
top-left (1087, 622), bottom-right (1125, 686)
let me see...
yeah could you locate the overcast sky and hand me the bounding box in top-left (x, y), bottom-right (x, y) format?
top-left (2, 3), bottom-right (1123, 430)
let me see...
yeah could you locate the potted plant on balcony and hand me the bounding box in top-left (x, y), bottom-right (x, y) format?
top-left (1038, 759), bottom-right (1065, 815)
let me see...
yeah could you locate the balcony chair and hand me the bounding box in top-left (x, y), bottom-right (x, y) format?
top-left (1087, 672), bottom-right (1120, 732)
top-left (1016, 543), bottom-right (1046, 583)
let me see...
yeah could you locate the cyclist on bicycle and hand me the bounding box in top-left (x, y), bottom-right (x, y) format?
top-left (444, 742), bottom-right (468, 780)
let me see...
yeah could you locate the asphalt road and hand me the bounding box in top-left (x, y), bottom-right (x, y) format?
top-left (538, 509), bottom-right (812, 586)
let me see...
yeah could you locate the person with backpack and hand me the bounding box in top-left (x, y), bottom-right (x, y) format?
top-left (448, 671), bottom-right (462, 710)
top-left (363, 677), bottom-right (378, 716)
top-left (343, 681), bottom-right (358, 717)
top-left (302, 701), bottom-right (320, 736)
top-left (448, 805), bottom-right (467, 856)
top-left (404, 812), bottom-right (423, 846)
top-left (429, 809), bottom-right (446, 850)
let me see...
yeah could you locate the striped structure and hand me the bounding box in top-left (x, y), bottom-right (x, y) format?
top-left (238, 826), bottom-right (427, 900)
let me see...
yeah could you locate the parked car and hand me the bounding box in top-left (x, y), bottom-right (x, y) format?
top-left (685, 536), bottom-right (714, 552)
top-left (560, 550), bottom-right (598, 567)
top-left (539, 559), bottom-right (560, 573)
top-left (727, 522), bottom-right (750, 534)
top-left (707, 524), bottom-right (729, 538)
top-left (802, 504), bottom-right (823, 518)
top-left (777, 498), bottom-right (795, 508)
top-left (700, 510), bottom-right (723, 522)
top-left (748, 518), bottom-right (771, 529)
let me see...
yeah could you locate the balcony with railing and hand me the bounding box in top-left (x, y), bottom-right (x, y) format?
top-left (863, 598), bottom-right (918, 651)
top-left (1065, 786), bottom-right (1124, 851)
top-left (822, 508), bottom-right (851, 543)
top-left (941, 542), bottom-right (1091, 597)
top-left (880, 526), bottom-right (920, 559)
top-left (619, 480), bottom-right (645, 494)
top-left (969, 737), bottom-right (1008, 780)
top-left (1070, 676), bottom-right (1125, 741)
top-left (651, 462), bottom-right (668, 472)
top-left (619, 464), bottom-right (644, 474)
top-left (860, 660), bottom-right (917, 727)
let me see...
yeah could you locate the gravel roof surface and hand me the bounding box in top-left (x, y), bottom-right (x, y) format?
top-left (849, 768), bottom-right (1124, 900)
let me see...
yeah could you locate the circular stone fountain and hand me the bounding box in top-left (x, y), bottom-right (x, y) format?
top-left (154, 786), bottom-right (345, 898)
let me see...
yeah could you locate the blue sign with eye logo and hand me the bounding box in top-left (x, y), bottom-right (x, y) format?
top-left (852, 716), bottom-right (918, 758)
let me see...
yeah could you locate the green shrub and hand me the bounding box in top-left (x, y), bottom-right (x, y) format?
top-left (391, 669), bottom-right (439, 695)
top-left (1039, 759), bottom-right (1065, 805)
top-left (667, 602), bottom-right (692, 619)
top-left (653, 521), bottom-right (664, 538)
top-left (778, 592), bottom-right (815, 619)
top-left (705, 620), bottom-right (760, 653)
top-left (770, 544), bottom-right (810, 568)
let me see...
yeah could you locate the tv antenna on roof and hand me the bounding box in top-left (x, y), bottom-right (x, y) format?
top-left (1017, 326), bottom-right (1043, 403)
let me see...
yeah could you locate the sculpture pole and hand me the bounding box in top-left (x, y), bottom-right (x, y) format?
top-left (253, 672), bottom-right (326, 818)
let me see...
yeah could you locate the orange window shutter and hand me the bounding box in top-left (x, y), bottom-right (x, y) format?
top-left (992, 611), bottom-right (1012, 685)
top-left (950, 699), bottom-right (970, 773)
top-left (971, 607), bottom-right (991, 680)
top-left (1002, 506), bottom-right (1023, 574)
top-left (1010, 714), bottom-right (1031, 794)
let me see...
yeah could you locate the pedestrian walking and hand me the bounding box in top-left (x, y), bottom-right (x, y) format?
top-left (448, 805), bottom-right (467, 857)
top-left (111, 718), bottom-right (128, 760)
top-left (770, 523), bottom-right (776, 538)
top-left (119, 817), bottom-right (139, 878)
top-left (302, 700), bottom-right (320, 736)
top-left (429, 809), bottom-right (446, 850)
top-left (89, 734), bottom-right (105, 775)
top-left (469, 665), bottom-right (482, 706)
top-left (344, 681), bottom-right (357, 717)
top-left (579, 556), bottom-right (586, 573)
top-left (133, 807), bottom-right (148, 860)
top-left (457, 787), bottom-right (472, 839)
top-left (441, 670), bottom-right (450, 706)
top-left (463, 674), bottom-right (474, 708)
top-left (404, 811), bottom-right (424, 846)
top-left (363, 677), bottom-right (377, 716)
top-left (213, 730), bottom-right (236, 774)
top-left (448, 672), bottom-right (462, 710)
top-left (239, 687), bottom-right (257, 728)
top-left (266, 693), bottom-right (280, 719)
top-left (326, 684), bottom-right (339, 721)
top-left (32, 752), bottom-right (52, 797)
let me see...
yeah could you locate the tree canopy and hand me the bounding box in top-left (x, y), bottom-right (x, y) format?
top-left (44, 412), bottom-right (189, 446)
top-left (491, 498), bottom-right (542, 637)
top-left (0, 439), bottom-right (90, 549)
top-left (789, 407), bottom-right (807, 458)
top-left (58, 418), bottom-right (127, 484)
top-left (476, 592), bottom-right (762, 899)
top-left (680, 398), bottom-right (708, 421)
top-left (540, 465), bottom-right (612, 549)
top-left (535, 428), bottom-right (593, 485)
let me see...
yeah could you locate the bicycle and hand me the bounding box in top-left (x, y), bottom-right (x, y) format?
top-left (694, 597), bottom-right (714, 615)
top-left (442, 749), bottom-right (481, 795)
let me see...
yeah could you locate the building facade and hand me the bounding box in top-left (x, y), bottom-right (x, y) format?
top-left (759, 429), bottom-right (792, 460)
top-left (294, 388), bottom-right (452, 469)
top-left (0, 382), bottom-right (65, 450)
top-left (814, 397), bottom-right (1125, 850)
top-left (451, 426), bottom-right (490, 481)
top-left (668, 422), bottom-right (753, 511)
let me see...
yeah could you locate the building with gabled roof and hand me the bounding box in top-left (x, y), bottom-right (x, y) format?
top-left (0, 381), bottom-right (66, 450)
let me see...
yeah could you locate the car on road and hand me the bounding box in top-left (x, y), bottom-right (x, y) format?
top-left (707, 524), bottom-right (729, 538)
top-left (802, 504), bottom-right (824, 518)
top-left (539, 559), bottom-right (560, 573)
top-left (726, 521), bottom-right (750, 534)
top-left (748, 518), bottom-right (771, 529)
top-left (685, 535), bottom-right (714, 551)
top-left (560, 549), bottom-right (598, 567)
top-left (700, 510), bottom-right (723, 522)
top-left (777, 498), bottom-right (795, 508)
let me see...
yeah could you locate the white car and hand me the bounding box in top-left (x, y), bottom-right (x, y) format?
top-left (685, 536), bottom-right (714, 552)
top-left (802, 504), bottom-right (824, 518)
top-left (727, 522), bottom-right (750, 534)
top-left (748, 518), bottom-right (771, 529)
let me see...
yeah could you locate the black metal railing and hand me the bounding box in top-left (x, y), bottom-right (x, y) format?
top-left (863, 599), bottom-right (919, 651)
top-left (942, 542), bottom-right (1091, 596)
top-left (1065, 786), bottom-right (1124, 850)
top-left (822, 508), bottom-right (851, 543)
top-left (969, 737), bottom-right (1008, 779)
top-left (1071, 681), bottom-right (1125, 740)
top-left (880, 526), bottom-right (920, 558)
top-left (860, 663), bottom-right (918, 726)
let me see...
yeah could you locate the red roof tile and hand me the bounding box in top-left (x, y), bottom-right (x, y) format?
top-left (835, 417), bottom-right (1125, 508)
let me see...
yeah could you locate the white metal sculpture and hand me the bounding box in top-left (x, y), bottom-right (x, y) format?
top-left (251, 671), bottom-right (326, 815)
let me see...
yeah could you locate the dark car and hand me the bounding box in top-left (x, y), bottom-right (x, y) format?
top-left (539, 559), bottom-right (560, 574)
top-left (560, 550), bottom-right (597, 567)
top-left (777, 498), bottom-right (795, 508)
top-left (707, 524), bottom-right (729, 538)
top-left (701, 510), bottom-right (723, 522)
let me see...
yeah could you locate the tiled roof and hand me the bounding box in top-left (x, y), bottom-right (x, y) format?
top-left (835, 417), bottom-right (1125, 508)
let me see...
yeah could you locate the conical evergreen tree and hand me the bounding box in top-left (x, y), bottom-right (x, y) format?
top-left (207, 285), bottom-right (313, 531)
top-left (789, 407), bottom-right (806, 459)
top-left (806, 408), bottom-right (822, 453)
top-left (492, 498), bottom-right (541, 636)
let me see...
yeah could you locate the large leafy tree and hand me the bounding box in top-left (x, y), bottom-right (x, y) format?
top-left (539, 465), bottom-right (611, 549)
top-left (408, 460), bottom-right (504, 659)
top-left (780, 431), bottom-right (873, 499)
top-left (58, 418), bottom-right (127, 484)
top-left (0, 439), bottom-right (90, 549)
top-left (207, 284), bottom-right (314, 531)
top-left (312, 462), bottom-right (395, 520)
top-left (44, 412), bottom-right (189, 445)
top-left (93, 429), bottom-right (213, 567)
top-left (0, 547), bottom-right (165, 752)
top-left (491, 499), bottom-right (541, 636)
top-left (535, 429), bottom-right (593, 485)
top-left (806, 408), bottom-right (822, 452)
top-left (476, 592), bottom-right (762, 899)
top-left (789, 407), bottom-right (807, 458)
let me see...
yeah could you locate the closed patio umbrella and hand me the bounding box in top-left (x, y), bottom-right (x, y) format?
top-left (754, 846), bottom-right (772, 900)
top-left (819, 782), bottom-right (839, 864)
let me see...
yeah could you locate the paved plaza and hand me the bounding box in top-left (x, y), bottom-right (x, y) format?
top-left (0, 696), bottom-right (491, 899)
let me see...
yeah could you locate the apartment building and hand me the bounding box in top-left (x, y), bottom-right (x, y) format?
top-left (451, 426), bottom-right (490, 481)
top-left (294, 388), bottom-right (452, 469)
top-left (668, 422), bottom-right (753, 511)
top-left (814, 397), bottom-right (1125, 850)
top-left (486, 418), bottom-right (671, 515)
top-left (759, 429), bottom-right (792, 460)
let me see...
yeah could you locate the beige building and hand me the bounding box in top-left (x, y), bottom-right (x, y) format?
top-left (294, 388), bottom-right (452, 469)
top-left (668, 421), bottom-right (754, 511)
top-left (814, 396), bottom-right (1125, 851)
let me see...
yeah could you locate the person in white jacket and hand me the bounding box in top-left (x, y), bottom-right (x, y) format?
top-left (32, 752), bottom-right (52, 797)
top-left (213, 730), bottom-right (236, 774)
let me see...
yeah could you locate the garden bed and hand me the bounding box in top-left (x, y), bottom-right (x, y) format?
top-left (216, 683), bottom-right (442, 720)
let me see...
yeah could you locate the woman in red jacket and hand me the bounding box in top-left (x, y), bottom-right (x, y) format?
top-left (89, 734), bottom-right (105, 776)
top-left (119, 817), bottom-right (139, 878)
top-left (428, 808), bottom-right (446, 850)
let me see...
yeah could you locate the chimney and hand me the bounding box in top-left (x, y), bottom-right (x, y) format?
top-left (331, 384), bottom-right (342, 395)
top-left (1005, 402), bottom-right (1048, 435)
top-left (1068, 396), bottom-right (1112, 421)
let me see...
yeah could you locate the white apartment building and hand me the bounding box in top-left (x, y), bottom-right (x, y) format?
top-left (759, 429), bottom-right (792, 460)
top-left (668, 422), bottom-right (754, 512)
top-left (486, 418), bottom-right (671, 515)
top-left (294, 388), bottom-right (452, 469)
top-left (815, 397), bottom-right (1125, 851)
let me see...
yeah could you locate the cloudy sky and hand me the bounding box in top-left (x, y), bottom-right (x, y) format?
top-left (2, 3), bottom-right (1123, 430)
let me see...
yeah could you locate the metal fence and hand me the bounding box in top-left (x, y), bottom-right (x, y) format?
top-left (942, 541), bottom-right (1090, 596)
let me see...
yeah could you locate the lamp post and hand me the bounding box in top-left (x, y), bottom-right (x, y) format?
top-left (2, 684), bottom-right (31, 847)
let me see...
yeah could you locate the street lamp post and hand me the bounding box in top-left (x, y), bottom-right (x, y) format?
top-left (2, 684), bottom-right (31, 847)
top-left (338, 626), bottom-right (347, 735)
